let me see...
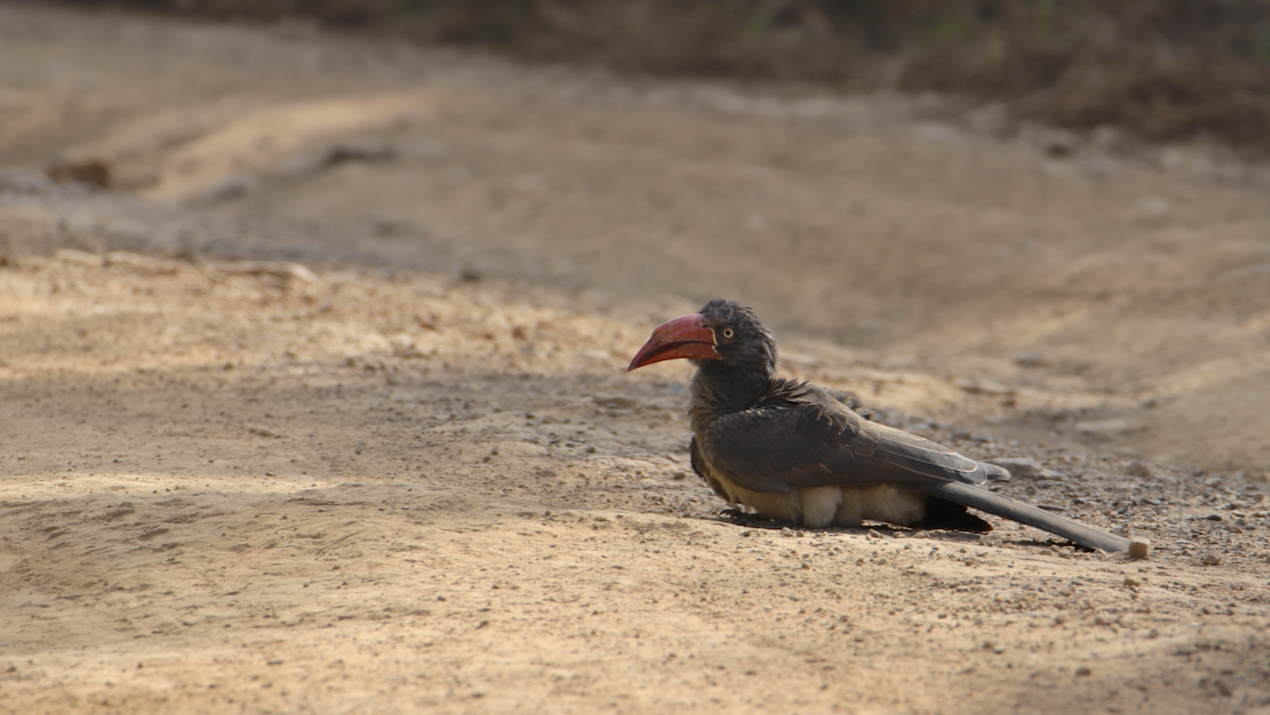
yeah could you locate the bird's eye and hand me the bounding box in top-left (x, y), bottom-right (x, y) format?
top-left (721, 327), bottom-right (736, 339)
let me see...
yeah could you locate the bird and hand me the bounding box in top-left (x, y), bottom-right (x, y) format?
top-left (628, 299), bottom-right (1132, 553)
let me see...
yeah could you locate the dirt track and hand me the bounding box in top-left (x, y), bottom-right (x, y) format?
top-left (2, 4), bottom-right (1269, 714)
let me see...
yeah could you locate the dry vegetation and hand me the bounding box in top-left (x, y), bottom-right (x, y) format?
top-left (57, 0), bottom-right (1270, 150)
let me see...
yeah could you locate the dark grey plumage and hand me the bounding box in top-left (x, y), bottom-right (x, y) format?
top-left (665, 299), bottom-right (1131, 552)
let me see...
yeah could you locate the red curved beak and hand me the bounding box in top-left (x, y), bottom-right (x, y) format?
top-left (628, 313), bottom-right (719, 371)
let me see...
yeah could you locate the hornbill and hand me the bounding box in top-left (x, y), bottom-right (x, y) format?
top-left (628, 299), bottom-right (1133, 553)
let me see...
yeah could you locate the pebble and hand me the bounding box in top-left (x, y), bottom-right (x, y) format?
top-left (592, 395), bottom-right (637, 408)
top-left (984, 457), bottom-right (1057, 479)
top-left (200, 172), bottom-right (254, 202)
top-left (1073, 418), bottom-right (1142, 435)
top-left (1125, 460), bottom-right (1157, 478)
top-left (1013, 353), bottom-right (1046, 368)
top-left (324, 141), bottom-right (396, 165)
top-left (1128, 538), bottom-right (1151, 560)
top-left (1200, 553), bottom-right (1221, 566)
top-left (48, 156), bottom-right (111, 187)
top-left (248, 425), bottom-right (282, 439)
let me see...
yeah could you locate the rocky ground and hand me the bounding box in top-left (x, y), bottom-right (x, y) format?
top-left (1, 3), bottom-right (1269, 714)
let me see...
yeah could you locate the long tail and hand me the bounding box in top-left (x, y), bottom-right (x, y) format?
top-left (925, 481), bottom-right (1132, 553)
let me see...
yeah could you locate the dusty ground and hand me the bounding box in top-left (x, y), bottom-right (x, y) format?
top-left (1, 3), bottom-right (1270, 714)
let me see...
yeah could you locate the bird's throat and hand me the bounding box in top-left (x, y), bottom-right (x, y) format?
top-left (688, 361), bottom-right (772, 426)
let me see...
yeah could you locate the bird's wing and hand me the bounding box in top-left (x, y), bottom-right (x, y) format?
top-left (699, 384), bottom-right (994, 493)
top-left (698, 382), bottom-right (1132, 552)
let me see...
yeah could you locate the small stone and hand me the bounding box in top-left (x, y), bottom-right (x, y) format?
top-left (592, 395), bottom-right (637, 409)
top-left (984, 457), bottom-right (1057, 479)
top-left (1075, 666), bottom-right (1092, 677)
top-left (1123, 576), bottom-right (1142, 588)
top-left (390, 336), bottom-right (426, 358)
top-left (1128, 539), bottom-right (1151, 560)
top-left (1200, 553), bottom-right (1221, 566)
top-left (1013, 353), bottom-right (1046, 368)
top-left (200, 172), bottom-right (254, 202)
top-left (324, 141), bottom-right (396, 165)
top-left (1040, 129), bottom-right (1080, 157)
top-left (248, 425), bottom-right (281, 439)
top-left (1124, 460), bottom-right (1155, 478)
top-left (48, 156), bottom-right (111, 188)
top-left (956, 378), bottom-right (1012, 396)
top-left (1074, 418), bottom-right (1142, 436)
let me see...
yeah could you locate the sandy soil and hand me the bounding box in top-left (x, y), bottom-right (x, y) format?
top-left (1, 4), bottom-right (1269, 713)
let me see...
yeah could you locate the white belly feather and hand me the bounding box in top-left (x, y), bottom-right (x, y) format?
top-left (698, 459), bottom-right (926, 528)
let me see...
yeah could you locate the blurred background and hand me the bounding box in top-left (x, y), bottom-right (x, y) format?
top-left (3, 0), bottom-right (1270, 473)
top-left (52, 0), bottom-right (1270, 149)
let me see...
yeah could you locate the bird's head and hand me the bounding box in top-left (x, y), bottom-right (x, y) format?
top-left (628, 299), bottom-right (777, 378)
